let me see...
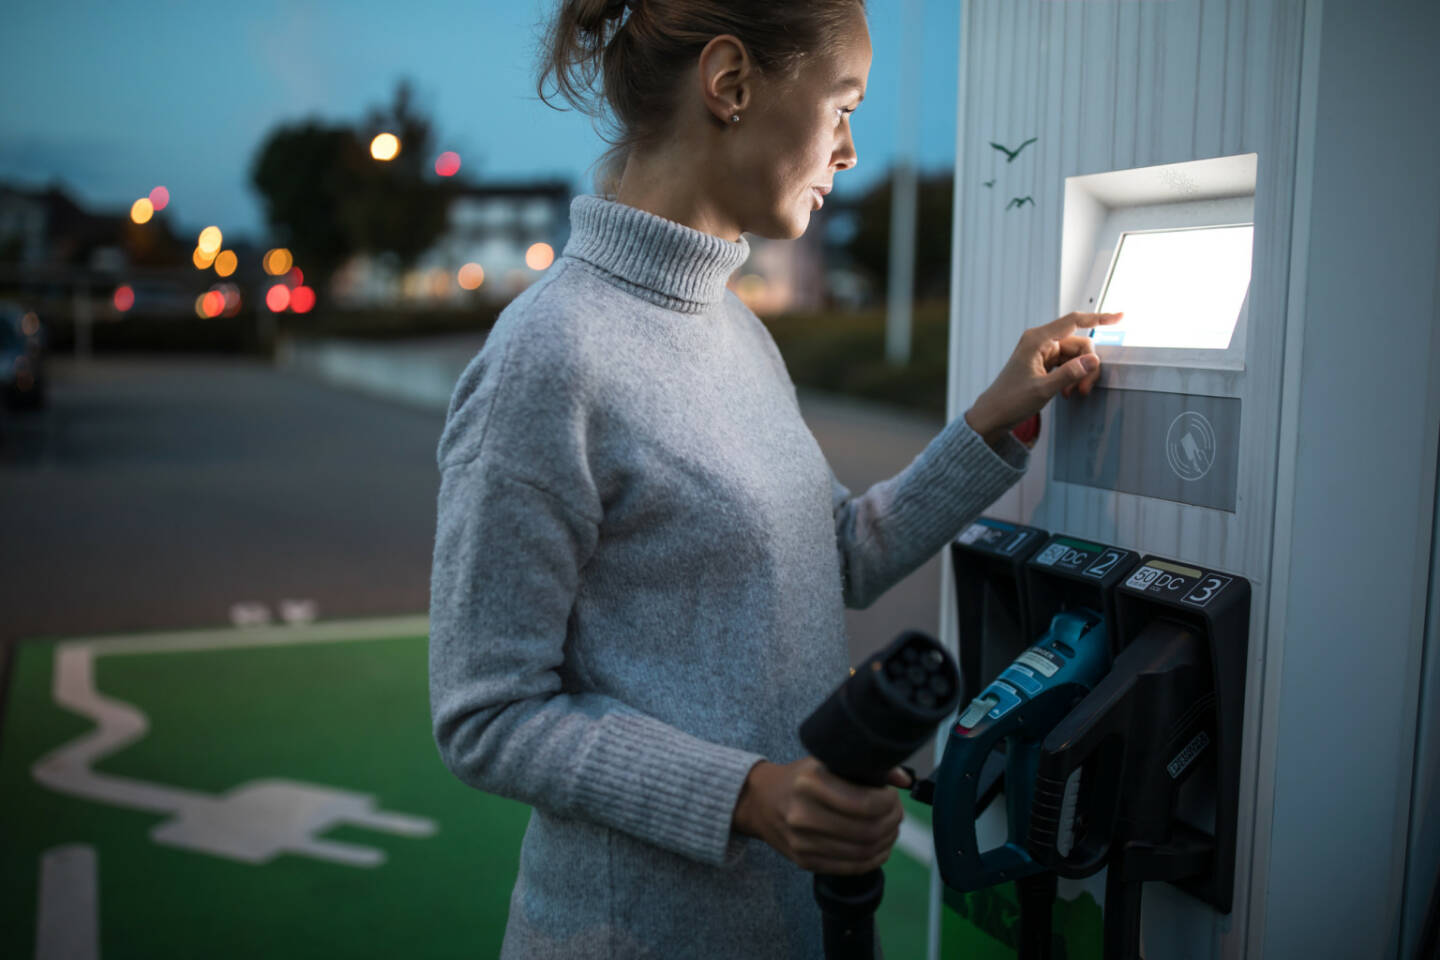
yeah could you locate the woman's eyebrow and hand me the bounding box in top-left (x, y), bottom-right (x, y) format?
top-left (836, 78), bottom-right (866, 101)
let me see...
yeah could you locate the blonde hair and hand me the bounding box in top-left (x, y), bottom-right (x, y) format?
top-left (537, 0), bottom-right (866, 197)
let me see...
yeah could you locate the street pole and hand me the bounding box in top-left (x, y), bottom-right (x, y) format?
top-left (73, 283), bottom-right (93, 364)
top-left (885, 0), bottom-right (924, 367)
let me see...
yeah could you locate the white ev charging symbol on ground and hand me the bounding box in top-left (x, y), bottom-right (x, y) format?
top-left (1166, 411), bottom-right (1216, 482)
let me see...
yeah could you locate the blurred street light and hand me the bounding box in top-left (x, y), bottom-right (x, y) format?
top-left (264, 248), bottom-right (293, 276)
top-left (200, 290), bottom-right (225, 318)
top-left (192, 247), bottom-right (216, 270)
top-left (265, 284), bottom-right (291, 312)
top-left (214, 250), bottom-right (238, 277)
top-left (526, 243), bottom-right (555, 271)
top-left (370, 132), bottom-right (401, 161)
top-left (221, 285), bottom-right (242, 316)
top-left (457, 262), bottom-right (485, 290)
top-left (149, 186), bottom-right (170, 211)
top-left (290, 286), bottom-right (316, 314)
top-left (113, 285), bottom-right (135, 312)
top-left (435, 151), bottom-right (461, 177)
top-left (198, 226), bottom-right (223, 255)
top-left (130, 198), bottom-right (154, 224)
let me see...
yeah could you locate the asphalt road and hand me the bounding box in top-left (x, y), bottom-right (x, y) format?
top-left (0, 353), bottom-right (953, 713)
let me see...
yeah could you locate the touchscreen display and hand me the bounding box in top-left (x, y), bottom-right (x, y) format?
top-left (1093, 224), bottom-right (1254, 350)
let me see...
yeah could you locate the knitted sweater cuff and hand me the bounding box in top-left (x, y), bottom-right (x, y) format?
top-left (572, 711), bottom-right (766, 868)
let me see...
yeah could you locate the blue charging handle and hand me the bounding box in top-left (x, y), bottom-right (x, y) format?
top-left (932, 611), bottom-right (1110, 892)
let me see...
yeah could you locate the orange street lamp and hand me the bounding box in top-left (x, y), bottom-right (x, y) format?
top-left (370, 133), bottom-right (401, 161)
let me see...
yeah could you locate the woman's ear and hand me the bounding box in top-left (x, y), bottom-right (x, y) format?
top-left (697, 34), bottom-right (753, 124)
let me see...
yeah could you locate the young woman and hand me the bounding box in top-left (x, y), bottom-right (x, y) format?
top-left (428, 2), bottom-right (1116, 956)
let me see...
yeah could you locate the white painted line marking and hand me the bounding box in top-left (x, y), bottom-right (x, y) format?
top-left (30, 615), bottom-right (438, 867)
top-left (897, 815), bottom-right (933, 867)
top-left (278, 598), bottom-right (318, 624)
top-left (36, 844), bottom-right (98, 960)
top-left (229, 602), bottom-right (272, 627)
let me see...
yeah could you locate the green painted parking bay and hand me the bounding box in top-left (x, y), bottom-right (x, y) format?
top-left (1, 617), bottom-right (989, 959)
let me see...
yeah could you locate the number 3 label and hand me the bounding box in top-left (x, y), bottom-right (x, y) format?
top-left (1182, 575), bottom-right (1232, 607)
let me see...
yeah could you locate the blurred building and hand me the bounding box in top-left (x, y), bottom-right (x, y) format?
top-left (330, 180), bottom-right (571, 308)
top-left (0, 184), bottom-right (149, 271)
top-left (0, 183), bottom-right (201, 320)
top-left (729, 200), bottom-right (876, 317)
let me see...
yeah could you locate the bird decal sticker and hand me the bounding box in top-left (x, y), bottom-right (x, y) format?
top-left (990, 137), bottom-right (1037, 163)
top-left (1005, 196), bottom-right (1035, 211)
top-left (983, 179), bottom-right (996, 189)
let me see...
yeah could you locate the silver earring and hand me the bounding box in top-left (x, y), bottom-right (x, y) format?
top-left (729, 114), bottom-right (740, 124)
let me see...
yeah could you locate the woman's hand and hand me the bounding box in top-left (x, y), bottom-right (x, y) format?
top-left (733, 757), bottom-right (911, 875)
top-left (964, 312), bottom-right (1123, 447)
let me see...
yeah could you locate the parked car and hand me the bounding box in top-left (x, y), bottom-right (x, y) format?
top-left (0, 302), bottom-right (47, 410)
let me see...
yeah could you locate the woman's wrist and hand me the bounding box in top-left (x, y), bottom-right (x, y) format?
top-left (964, 406), bottom-right (1011, 450)
top-left (733, 760), bottom-right (774, 838)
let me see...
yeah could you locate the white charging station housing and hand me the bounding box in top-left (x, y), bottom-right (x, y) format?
top-left (939, 3), bottom-right (1440, 959)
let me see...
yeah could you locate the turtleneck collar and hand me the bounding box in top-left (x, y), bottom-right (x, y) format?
top-left (560, 195), bottom-right (751, 313)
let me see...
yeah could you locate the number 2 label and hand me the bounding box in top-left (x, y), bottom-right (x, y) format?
top-left (1084, 550), bottom-right (1123, 579)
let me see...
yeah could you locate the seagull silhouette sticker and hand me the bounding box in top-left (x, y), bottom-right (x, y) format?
top-left (983, 179), bottom-right (996, 189)
top-left (990, 137), bottom-right (1037, 163)
top-left (1006, 196), bottom-right (1035, 211)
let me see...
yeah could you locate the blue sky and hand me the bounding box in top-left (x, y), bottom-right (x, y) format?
top-left (3, 0), bottom-right (961, 243)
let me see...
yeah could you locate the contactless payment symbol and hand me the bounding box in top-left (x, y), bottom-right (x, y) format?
top-left (1166, 411), bottom-right (1217, 482)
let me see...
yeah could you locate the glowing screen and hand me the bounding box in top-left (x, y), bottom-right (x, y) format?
top-left (1093, 224), bottom-right (1254, 350)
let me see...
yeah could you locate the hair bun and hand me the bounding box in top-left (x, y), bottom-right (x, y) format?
top-left (572, 0), bottom-right (629, 36)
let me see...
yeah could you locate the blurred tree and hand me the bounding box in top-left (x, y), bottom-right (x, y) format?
top-left (845, 171), bottom-right (954, 300)
top-left (251, 122), bottom-right (366, 289)
top-left (343, 81), bottom-right (451, 268)
top-left (250, 80), bottom-right (450, 292)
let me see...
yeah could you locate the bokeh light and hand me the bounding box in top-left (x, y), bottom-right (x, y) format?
top-left (285, 267), bottom-right (304, 288)
top-left (201, 290), bottom-right (226, 318)
top-left (149, 186), bottom-right (170, 211)
top-left (21, 312), bottom-right (40, 336)
top-left (526, 242), bottom-right (555, 271)
top-left (435, 151), bottom-right (461, 177)
top-left (290, 285), bottom-right (316, 314)
top-left (193, 294), bottom-right (209, 319)
top-left (457, 262), bottom-right (485, 290)
top-left (370, 133), bottom-right (401, 161)
top-left (264, 248), bottom-right (294, 276)
top-left (428, 268), bottom-right (450, 296)
top-left (214, 250), bottom-right (237, 277)
top-left (265, 284), bottom-right (291, 312)
top-left (192, 246), bottom-right (216, 269)
top-left (113, 285), bottom-right (135, 312)
top-left (197, 226), bottom-right (223, 255)
top-left (220, 284), bottom-right (242, 316)
top-left (130, 198), bottom-right (154, 224)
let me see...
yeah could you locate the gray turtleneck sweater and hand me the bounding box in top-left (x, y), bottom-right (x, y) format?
top-left (428, 195), bottom-right (1027, 959)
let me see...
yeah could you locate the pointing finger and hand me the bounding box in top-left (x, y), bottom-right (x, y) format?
top-left (1040, 311), bottom-right (1123, 342)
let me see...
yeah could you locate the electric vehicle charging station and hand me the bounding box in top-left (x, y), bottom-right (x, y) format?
top-left (931, 2), bottom-right (1440, 958)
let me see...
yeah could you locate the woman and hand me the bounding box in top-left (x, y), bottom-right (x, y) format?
top-left (428, 2), bottom-right (1115, 957)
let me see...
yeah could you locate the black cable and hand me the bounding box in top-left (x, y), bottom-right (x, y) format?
top-left (1419, 864), bottom-right (1440, 960)
top-left (1103, 868), bottom-right (1143, 960)
top-left (1017, 872), bottom-right (1057, 960)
